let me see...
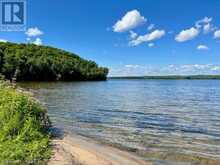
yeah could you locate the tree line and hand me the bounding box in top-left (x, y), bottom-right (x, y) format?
top-left (109, 75), bottom-right (220, 79)
top-left (0, 42), bottom-right (108, 81)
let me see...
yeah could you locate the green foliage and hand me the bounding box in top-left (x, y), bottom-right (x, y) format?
top-left (0, 82), bottom-right (51, 165)
top-left (0, 42), bottom-right (108, 81)
top-left (0, 74), bottom-right (4, 80)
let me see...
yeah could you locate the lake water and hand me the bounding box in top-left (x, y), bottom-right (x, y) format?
top-left (19, 80), bottom-right (220, 165)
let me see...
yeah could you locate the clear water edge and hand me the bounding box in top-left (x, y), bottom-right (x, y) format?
top-left (18, 80), bottom-right (220, 165)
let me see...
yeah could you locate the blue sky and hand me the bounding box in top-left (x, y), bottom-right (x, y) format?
top-left (1, 0), bottom-right (220, 76)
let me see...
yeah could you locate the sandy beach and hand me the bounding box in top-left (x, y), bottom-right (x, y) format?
top-left (48, 134), bottom-right (151, 165)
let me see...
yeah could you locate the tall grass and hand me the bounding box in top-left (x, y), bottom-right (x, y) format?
top-left (0, 81), bottom-right (51, 165)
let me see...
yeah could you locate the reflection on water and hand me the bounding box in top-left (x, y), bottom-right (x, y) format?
top-left (19, 80), bottom-right (220, 165)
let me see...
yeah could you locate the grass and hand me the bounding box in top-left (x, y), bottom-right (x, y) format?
top-left (0, 80), bottom-right (51, 165)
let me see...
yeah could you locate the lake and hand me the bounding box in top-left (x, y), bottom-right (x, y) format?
top-left (19, 80), bottom-right (220, 165)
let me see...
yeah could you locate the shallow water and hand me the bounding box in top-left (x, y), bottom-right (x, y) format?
top-left (19, 80), bottom-right (220, 165)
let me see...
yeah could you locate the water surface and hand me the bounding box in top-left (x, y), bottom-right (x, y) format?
top-left (19, 80), bottom-right (220, 165)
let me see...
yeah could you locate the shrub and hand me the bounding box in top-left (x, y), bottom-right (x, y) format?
top-left (0, 81), bottom-right (51, 165)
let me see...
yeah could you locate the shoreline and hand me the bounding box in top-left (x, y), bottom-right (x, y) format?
top-left (17, 82), bottom-right (220, 165)
top-left (48, 133), bottom-right (151, 165)
top-left (16, 85), bottom-right (150, 165)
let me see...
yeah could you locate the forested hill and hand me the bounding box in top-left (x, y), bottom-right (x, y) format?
top-left (0, 42), bottom-right (108, 81)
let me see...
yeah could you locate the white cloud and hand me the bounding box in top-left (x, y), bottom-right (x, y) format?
top-left (175, 27), bottom-right (199, 42)
top-left (195, 17), bottom-right (216, 34)
top-left (165, 64), bottom-right (220, 74)
top-left (202, 17), bottom-right (212, 23)
top-left (203, 23), bottom-right (211, 34)
top-left (143, 30), bottom-right (165, 41)
top-left (203, 23), bottom-right (216, 34)
top-left (197, 45), bottom-right (209, 50)
top-left (195, 17), bottom-right (212, 28)
top-left (129, 29), bottom-right (165, 46)
top-left (147, 24), bottom-right (155, 31)
top-left (0, 39), bottom-right (7, 43)
top-left (125, 64), bottom-right (142, 68)
top-left (214, 30), bottom-right (220, 39)
top-left (110, 64), bottom-right (220, 76)
top-left (110, 64), bottom-right (147, 77)
top-left (129, 30), bottom-right (138, 39)
top-left (109, 64), bottom-right (220, 76)
top-left (25, 27), bottom-right (43, 37)
top-left (148, 43), bottom-right (154, 47)
top-left (113, 10), bottom-right (146, 32)
top-left (179, 64), bottom-right (220, 72)
top-left (33, 38), bottom-right (42, 45)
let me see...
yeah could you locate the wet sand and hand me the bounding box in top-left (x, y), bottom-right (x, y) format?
top-left (48, 134), bottom-right (151, 165)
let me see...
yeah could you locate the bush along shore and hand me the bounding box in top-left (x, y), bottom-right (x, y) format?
top-left (0, 80), bottom-right (51, 165)
top-left (0, 42), bottom-right (108, 81)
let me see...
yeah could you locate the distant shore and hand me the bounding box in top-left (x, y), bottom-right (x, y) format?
top-left (109, 75), bottom-right (220, 80)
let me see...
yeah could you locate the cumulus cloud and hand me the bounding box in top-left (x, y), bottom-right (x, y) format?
top-left (110, 64), bottom-right (147, 77)
top-left (129, 31), bottom-right (138, 39)
top-left (175, 27), bottom-right (199, 42)
top-left (197, 45), bottom-right (209, 50)
top-left (195, 17), bottom-right (212, 28)
top-left (109, 64), bottom-right (220, 77)
top-left (195, 17), bottom-right (216, 34)
top-left (129, 29), bottom-right (165, 46)
top-left (147, 24), bottom-right (155, 31)
top-left (203, 23), bottom-right (211, 33)
top-left (125, 64), bottom-right (142, 68)
top-left (164, 64), bottom-right (220, 75)
top-left (148, 43), bottom-right (154, 47)
top-left (33, 38), bottom-right (42, 45)
top-left (0, 39), bottom-right (7, 43)
top-left (175, 17), bottom-right (214, 42)
top-left (113, 10), bottom-right (146, 32)
top-left (25, 27), bottom-right (43, 37)
top-left (203, 23), bottom-right (216, 34)
top-left (214, 30), bottom-right (220, 39)
top-left (173, 64), bottom-right (220, 73)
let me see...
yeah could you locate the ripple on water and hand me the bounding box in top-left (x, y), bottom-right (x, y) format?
top-left (18, 80), bottom-right (220, 165)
